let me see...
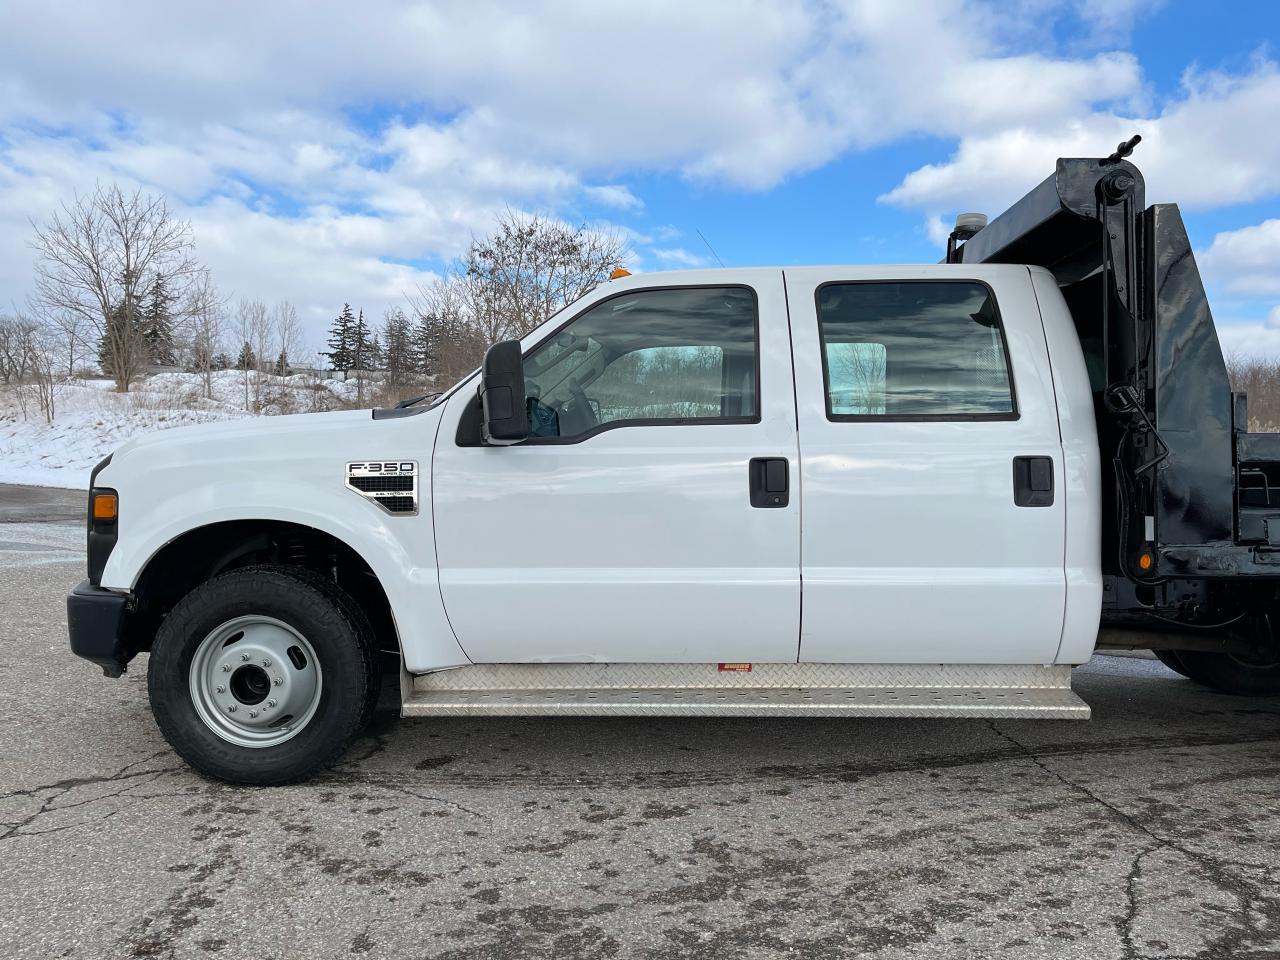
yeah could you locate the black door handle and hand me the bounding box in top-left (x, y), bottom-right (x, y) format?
top-left (749, 458), bottom-right (790, 508)
top-left (1013, 456), bottom-right (1054, 507)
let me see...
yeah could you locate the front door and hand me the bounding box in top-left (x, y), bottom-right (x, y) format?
top-left (784, 266), bottom-right (1068, 663)
top-left (432, 272), bottom-right (801, 663)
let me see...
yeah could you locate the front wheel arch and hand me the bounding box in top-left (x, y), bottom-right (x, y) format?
top-left (131, 520), bottom-right (400, 661)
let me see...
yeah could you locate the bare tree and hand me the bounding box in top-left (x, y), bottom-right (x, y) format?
top-left (0, 314), bottom-right (57, 422)
top-left (0, 315), bottom-right (29, 385)
top-left (827, 343), bottom-right (887, 415)
top-left (39, 310), bottom-right (93, 377)
top-left (406, 277), bottom-right (485, 386)
top-left (271, 300), bottom-right (304, 377)
top-left (23, 319), bottom-right (59, 423)
top-left (401, 212), bottom-right (626, 393)
top-left (461, 210), bottom-right (627, 342)
top-left (29, 183), bottom-right (200, 392)
top-left (187, 269), bottom-right (226, 400)
top-left (237, 297), bottom-right (269, 412)
top-left (1226, 351), bottom-right (1280, 431)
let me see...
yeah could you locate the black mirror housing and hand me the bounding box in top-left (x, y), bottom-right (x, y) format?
top-left (480, 339), bottom-right (527, 444)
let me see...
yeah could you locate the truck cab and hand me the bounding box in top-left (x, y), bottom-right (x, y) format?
top-left (67, 152), bottom-right (1280, 784)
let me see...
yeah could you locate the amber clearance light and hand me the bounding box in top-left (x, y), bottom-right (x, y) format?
top-left (92, 491), bottom-right (118, 522)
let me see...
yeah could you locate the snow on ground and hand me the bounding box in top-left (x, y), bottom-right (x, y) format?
top-left (0, 371), bottom-right (364, 489)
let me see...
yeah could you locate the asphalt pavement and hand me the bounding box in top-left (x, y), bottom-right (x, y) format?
top-left (2, 483), bottom-right (1279, 959)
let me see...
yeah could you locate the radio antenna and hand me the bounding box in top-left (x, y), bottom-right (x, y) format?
top-left (696, 229), bottom-right (726, 268)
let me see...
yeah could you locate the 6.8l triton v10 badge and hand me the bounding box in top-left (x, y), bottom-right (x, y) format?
top-left (345, 460), bottom-right (418, 515)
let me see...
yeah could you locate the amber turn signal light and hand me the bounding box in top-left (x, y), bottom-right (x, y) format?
top-left (92, 492), bottom-right (118, 522)
top-left (1137, 551), bottom-right (1154, 571)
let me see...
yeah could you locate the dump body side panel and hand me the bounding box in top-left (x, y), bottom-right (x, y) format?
top-left (1147, 203), bottom-right (1235, 551)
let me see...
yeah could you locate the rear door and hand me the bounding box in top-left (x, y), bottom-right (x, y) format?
top-left (784, 265), bottom-right (1067, 663)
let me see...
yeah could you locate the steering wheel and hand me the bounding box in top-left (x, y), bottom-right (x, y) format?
top-left (568, 379), bottom-right (599, 428)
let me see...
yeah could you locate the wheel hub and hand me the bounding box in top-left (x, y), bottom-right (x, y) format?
top-left (188, 615), bottom-right (322, 748)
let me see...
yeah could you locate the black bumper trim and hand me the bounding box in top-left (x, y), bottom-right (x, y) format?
top-left (67, 579), bottom-right (131, 678)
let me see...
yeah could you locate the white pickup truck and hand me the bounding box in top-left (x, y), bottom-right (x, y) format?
top-left (68, 149), bottom-right (1280, 783)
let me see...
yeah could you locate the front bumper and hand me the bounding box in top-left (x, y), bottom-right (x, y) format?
top-left (67, 579), bottom-right (132, 678)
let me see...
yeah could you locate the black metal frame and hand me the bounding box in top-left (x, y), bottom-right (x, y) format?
top-left (954, 153), bottom-right (1280, 618)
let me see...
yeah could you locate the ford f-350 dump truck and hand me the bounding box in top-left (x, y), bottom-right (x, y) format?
top-left (67, 146), bottom-right (1280, 784)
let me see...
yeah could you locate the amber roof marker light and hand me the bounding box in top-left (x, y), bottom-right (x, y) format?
top-left (609, 267), bottom-right (631, 280)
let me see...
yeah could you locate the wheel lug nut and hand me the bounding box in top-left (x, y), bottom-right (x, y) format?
top-left (262, 658), bottom-right (272, 667)
top-left (222, 664), bottom-right (231, 673)
top-left (248, 710), bottom-right (258, 718)
top-left (240, 653), bottom-right (250, 662)
top-left (273, 678), bottom-right (283, 686)
top-left (267, 699), bottom-right (277, 707)
top-left (216, 686), bottom-right (225, 694)
top-left (227, 705), bottom-right (237, 713)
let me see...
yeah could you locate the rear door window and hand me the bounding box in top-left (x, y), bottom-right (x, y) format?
top-left (816, 281), bottom-right (1016, 420)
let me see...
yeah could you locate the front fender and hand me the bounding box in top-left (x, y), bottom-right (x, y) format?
top-left (100, 479), bottom-right (469, 673)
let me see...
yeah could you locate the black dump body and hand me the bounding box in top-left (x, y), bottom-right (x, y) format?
top-left (954, 153), bottom-right (1280, 624)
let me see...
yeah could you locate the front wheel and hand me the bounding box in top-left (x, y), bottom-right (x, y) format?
top-left (1176, 650), bottom-right (1280, 697)
top-left (148, 565), bottom-right (380, 784)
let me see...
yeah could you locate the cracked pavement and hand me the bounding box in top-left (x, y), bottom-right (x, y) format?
top-left (2, 487), bottom-right (1280, 958)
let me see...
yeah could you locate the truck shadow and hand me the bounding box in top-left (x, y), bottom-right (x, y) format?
top-left (329, 659), bottom-right (1280, 791)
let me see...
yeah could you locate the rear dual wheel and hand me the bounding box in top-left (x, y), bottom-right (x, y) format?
top-left (1153, 649), bottom-right (1190, 678)
top-left (1175, 649), bottom-right (1280, 697)
top-left (148, 565), bottom-right (380, 785)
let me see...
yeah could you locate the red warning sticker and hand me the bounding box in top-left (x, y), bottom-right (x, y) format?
top-left (717, 663), bottom-right (752, 673)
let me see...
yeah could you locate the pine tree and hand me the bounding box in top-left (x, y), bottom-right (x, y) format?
top-left (324, 303), bottom-right (356, 377)
top-left (142, 273), bottom-right (176, 366)
top-left (350, 308), bottom-right (372, 406)
top-left (212, 352), bottom-right (233, 370)
top-left (382, 308), bottom-right (414, 391)
top-left (351, 309), bottom-right (371, 372)
top-left (98, 292), bottom-right (146, 380)
top-left (236, 341), bottom-right (256, 371)
top-left (411, 312), bottom-right (437, 378)
top-left (275, 350), bottom-right (288, 376)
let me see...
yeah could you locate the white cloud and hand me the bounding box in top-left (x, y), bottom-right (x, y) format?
top-left (881, 58), bottom-right (1280, 223)
top-left (0, 0), bottom-right (1262, 352)
top-left (1075, 0), bottom-right (1166, 38)
top-left (1216, 318), bottom-right (1280, 360)
top-left (651, 248), bottom-right (709, 268)
top-left (1200, 219), bottom-right (1280, 298)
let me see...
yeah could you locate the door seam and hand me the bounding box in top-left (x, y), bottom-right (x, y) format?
top-left (782, 269), bottom-right (805, 664)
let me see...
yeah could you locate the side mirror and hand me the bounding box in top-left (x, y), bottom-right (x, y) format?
top-left (480, 339), bottom-right (527, 444)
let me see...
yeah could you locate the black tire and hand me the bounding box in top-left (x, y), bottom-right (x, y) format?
top-left (148, 564), bottom-right (380, 784)
top-left (1153, 649), bottom-right (1191, 678)
top-left (1176, 650), bottom-right (1280, 697)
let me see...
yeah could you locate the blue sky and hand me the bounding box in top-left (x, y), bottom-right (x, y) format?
top-left (1, 0), bottom-right (1278, 353)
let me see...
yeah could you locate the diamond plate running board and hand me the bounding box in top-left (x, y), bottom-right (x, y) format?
top-left (402, 663), bottom-right (1090, 719)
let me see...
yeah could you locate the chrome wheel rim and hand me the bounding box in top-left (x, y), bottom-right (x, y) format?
top-left (188, 615), bottom-right (323, 748)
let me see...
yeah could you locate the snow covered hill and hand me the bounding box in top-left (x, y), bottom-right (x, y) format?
top-left (0, 371), bottom-right (365, 489)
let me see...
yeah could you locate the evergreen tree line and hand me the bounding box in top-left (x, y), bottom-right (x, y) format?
top-left (321, 211), bottom-right (629, 393)
top-left (322, 302), bottom-right (486, 393)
